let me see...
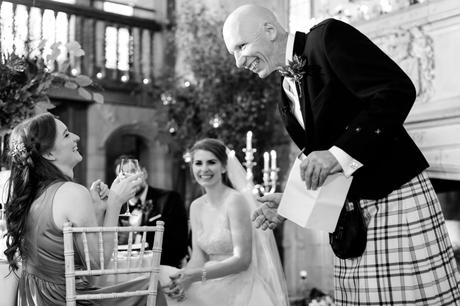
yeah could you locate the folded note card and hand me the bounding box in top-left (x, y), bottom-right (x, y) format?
top-left (278, 158), bottom-right (353, 232)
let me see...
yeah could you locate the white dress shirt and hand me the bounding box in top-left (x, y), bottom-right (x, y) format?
top-left (283, 34), bottom-right (363, 177)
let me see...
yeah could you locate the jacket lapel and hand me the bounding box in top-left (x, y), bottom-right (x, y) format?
top-left (279, 81), bottom-right (308, 150)
top-left (293, 31), bottom-right (316, 152)
top-left (293, 31), bottom-right (307, 122)
top-left (145, 187), bottom-right (160, 215)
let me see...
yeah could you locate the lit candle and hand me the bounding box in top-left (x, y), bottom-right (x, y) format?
top-left (270, 150), bottom-right (277, 170)
top-left (246, 131), bottom-right (253, 151)
top-left (263, 152), bottom-right (270, 171)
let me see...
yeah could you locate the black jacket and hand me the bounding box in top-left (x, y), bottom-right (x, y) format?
top-left (121, 186), bottom-right (189, 268)
top-left (279, 19), bottom-right (428, 199)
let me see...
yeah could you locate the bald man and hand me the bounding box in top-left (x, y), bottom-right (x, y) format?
top-left (224, 5), bottom-right (460, 305)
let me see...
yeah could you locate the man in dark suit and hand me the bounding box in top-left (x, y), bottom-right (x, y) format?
top-left (117, 159), bottom-right (189, 269)
top-left (223, 5), bottom-right (460, 305)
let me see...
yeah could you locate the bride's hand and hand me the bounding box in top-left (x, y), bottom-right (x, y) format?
top-left (164, 270), bottom-right (192, 301)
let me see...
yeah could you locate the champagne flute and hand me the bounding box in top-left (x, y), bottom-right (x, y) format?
top-left (119, 158), bottom-right (141, 217)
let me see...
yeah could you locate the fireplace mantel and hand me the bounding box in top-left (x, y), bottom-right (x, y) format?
top-left (354, 0), bottom-right (460, 180)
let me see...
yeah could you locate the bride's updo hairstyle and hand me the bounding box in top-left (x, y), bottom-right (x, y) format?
top-left (4, 113), bottom-right (71, 270)
top-left (190, 138), bottom-right (232, 187)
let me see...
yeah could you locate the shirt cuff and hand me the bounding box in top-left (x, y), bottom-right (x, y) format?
top-left (328, 146), bottom-right (363, 178)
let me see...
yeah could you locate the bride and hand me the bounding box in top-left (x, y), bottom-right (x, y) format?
top-left (163, 138), bottom-right (289, 306)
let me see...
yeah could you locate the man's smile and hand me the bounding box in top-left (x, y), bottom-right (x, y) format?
top-left (246, 58), bottom-right (260, 72)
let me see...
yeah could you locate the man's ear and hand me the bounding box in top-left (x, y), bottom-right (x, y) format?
top-left (142, 167), bottom-right (149, 181)
top-left (263, 22), bottom-right (277, 41)
top-left (42, 152), bottom-right (56, 161)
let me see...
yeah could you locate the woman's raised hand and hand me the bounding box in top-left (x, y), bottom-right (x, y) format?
top-left (90, 179), bottom-right (109, 200)
top-left (89, 179), bottom-right (110, 224)
top-left (109, 173), bottom-right (143, 206)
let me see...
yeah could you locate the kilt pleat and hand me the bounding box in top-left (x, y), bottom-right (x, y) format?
top-left (334, 172), bottom-right (460, 305)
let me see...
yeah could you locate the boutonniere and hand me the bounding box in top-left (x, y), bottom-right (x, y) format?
top-left (278, 54), bottom-right (307, 98)
top-left (142, 200), bottom-right (154, 213)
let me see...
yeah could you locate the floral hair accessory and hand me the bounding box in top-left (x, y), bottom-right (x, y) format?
top-left (9, 139), bottom-right (33, 167)
top-left (10, 140), bottom-right (28, 158)
top-left (278, 54), bottom-right (307, 97)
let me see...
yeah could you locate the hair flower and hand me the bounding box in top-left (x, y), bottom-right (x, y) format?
top-left (9, 140), bottom-right (28, 159)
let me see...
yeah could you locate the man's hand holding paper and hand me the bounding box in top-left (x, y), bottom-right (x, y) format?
top-left (277, 151), bottom-right (353, 232)
top-left (299, 150), bottom-right (342, 190)
top-left (251, 150), bottom-right (353, 233)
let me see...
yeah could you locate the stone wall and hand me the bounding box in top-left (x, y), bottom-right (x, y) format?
top-left (356, 0), bottom-right (460, 180)
top-left (86, 103), bottom-right (174, 190)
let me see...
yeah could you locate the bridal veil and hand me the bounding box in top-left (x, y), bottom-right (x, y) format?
top-left (226, 150), bottom-right (289, 306)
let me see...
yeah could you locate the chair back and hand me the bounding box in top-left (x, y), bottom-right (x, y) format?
top-left (63, 221), bottom-right (164, 306)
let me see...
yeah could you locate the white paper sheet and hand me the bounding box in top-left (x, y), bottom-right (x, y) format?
top-left (278, 158), bottom-right (353, 232)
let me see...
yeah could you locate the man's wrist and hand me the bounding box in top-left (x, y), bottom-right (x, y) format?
top-left (328, 146), bottom-right (363, 177)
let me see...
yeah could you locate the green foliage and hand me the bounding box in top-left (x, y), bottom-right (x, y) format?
top-left (157, 3), bottom-right (281, 164)
top-left (0, 53), bottom-right (53, 129)
top-left (0, 41), bottom-right (102, 130)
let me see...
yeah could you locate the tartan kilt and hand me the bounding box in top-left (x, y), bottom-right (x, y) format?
top-left (334, 172), bottom-right (460, 306)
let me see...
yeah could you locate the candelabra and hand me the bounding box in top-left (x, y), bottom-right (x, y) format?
top-left (243, 131), bottom-right (279, 195)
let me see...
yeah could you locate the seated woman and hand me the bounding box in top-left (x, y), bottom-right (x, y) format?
top-left (3, 113), bottom-right (166, 305)
top-left (164, 138), bottom-right (288, 306)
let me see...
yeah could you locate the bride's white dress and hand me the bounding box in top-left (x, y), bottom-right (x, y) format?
top-left (164, 207), bottom-right (283, 306)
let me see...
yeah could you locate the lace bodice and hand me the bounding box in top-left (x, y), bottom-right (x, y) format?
top-left (196, 205), bottom-right (233, 260)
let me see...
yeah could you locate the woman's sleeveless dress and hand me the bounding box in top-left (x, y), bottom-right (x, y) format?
top-left (166, 204), bottom-right (283, 306)
top-left (17, 182), bottom-right (164, 306)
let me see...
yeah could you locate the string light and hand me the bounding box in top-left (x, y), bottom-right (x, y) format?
top-left (161, 92), bottom-right (175, 105)
top-left (121, 74), bottom-right (129, 82)
top-left (183, 151), bottom-right (192, 163)
top-left (167, 119), bottom-right (178, 135)
top-left (300, 270), bottom-right (308, 280)
top-left (209, 114), bottom-right (223, 128)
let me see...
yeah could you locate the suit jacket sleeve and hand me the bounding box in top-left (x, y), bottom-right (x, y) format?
top-left (160, 191), bottom-right (189, 267)
top-left (321, 20), bottom-right (416, 164)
